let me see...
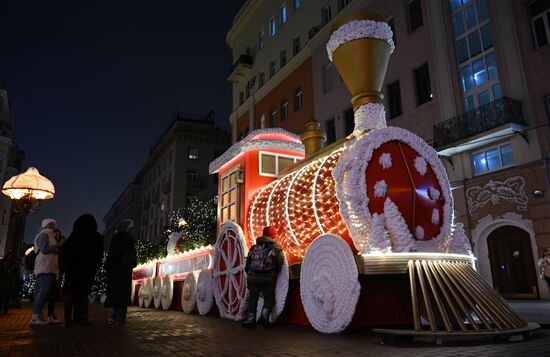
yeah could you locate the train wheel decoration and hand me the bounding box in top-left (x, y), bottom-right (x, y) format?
top-left (142, 278), bottom-right (154, 308)
top-left (300, 234), bottom-right (360, 334)
top-left (160, 275), bottom-right (174, 311)
top-left (255, 253), bottom-right (289, 323)
top-left (196, 269), bottom-right (214, 315)
top-left (182, 271), bottom-right (199, 314)
top-left (130, 280), bottom-right (136, 304)
top-left (153, 275), bottom-right (163, 309)
top-left (213, 221), bottom-right (248, 321)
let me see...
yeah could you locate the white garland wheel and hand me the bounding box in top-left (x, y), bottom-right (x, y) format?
top-left (196, 269), bottom-right (214, 315)
top-left (160, 275), bottom-right (174, 310)
top-left (142, 277), bottom-right (154, 308)
top-left (181, 271), bottom-right (199, 314)
top-left (138, 281), bottom-right (145, 307)
top-left (213, 222), bottom-right (248, 321)
top-left (153, 276), bottom-right (163, 309)
top-left (300, 234), bottom-right (360, 334)
top-left (256, 253), bottom-right (289, 323)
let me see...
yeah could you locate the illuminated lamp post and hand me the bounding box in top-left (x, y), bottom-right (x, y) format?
top-left (1, 167), bottom-right (55, 258)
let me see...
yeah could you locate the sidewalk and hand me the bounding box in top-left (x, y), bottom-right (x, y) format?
top-left (0, 302), bottom-right (548, 357)
top-left (508, 299), bottom-right (550, 325)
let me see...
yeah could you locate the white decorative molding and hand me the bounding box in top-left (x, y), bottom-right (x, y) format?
top-left (465, 176), bottom-right (528, 218)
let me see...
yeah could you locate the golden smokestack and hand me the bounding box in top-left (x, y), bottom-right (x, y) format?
top-left (328, 13), bottom-right (394, 111)
top-left (300, 117), bottom-right (326, 158)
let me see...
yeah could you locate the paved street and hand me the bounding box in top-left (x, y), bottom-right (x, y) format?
top-left (1, 303), bottom-right (549, 357)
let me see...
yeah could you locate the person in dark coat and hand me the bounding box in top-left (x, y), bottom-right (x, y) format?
top-left (0, 251), bottom-right (19, 314)
top-left (241, 226), bottom-right (284, 329)
top-left (60, 214), bottom-right (104, 325)
top-left (105, 219), bottom-right (137, 323)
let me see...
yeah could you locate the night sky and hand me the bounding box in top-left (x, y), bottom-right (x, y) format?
top-left (0, 1), bottom-right (245, 244)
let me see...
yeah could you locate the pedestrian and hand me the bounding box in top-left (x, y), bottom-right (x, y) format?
top-left (538, 248), bottom-right (550, 287)
top-left (60, 214), bottom-right (103, 326)
top-left (105, 219), bottom-right (137, 323)
top-left (30, 218), bottom-right (60, 326)
top-left (0, 251), bottom-right (19, 314)
top-left (45, 229), bottom-right (66, 324)
top-left (241, 226), bottom-right (284, 329)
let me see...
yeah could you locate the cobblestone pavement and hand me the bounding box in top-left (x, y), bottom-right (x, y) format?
top-left (0, 303), bottom-right (549, 357)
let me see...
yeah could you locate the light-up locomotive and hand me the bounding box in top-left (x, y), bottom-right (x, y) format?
top-left (134, 14), bottom-right (534, 338)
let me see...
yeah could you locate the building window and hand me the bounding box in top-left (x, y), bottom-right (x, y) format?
top-left (259, 72), bottom-right (265, 87)
top-left (280, 50), bottom-right (287, 67)
top-left (387, 17), bottom-right (396, 45)
top-left (269, 61), bottom-right (276, 78)
top-left (221, 170), bottom-right (239, 223)
top-left (338, 0), bottom-right (351, 12)
top-left (259, 151), bottom-right (302, 176)
top-left (281, 98), bottom-right (289, 120)
top-left (270, 107), bottom-right (277, 126)
top-left (294, 0), bottom-right (301, 11)
top-left (387, 80), bottom-right (403, 118)
top-left (472, 143), bottom-right (514, 175)
top-left (326, 118), bottom-right (336, 144)
top-left (294, 87), bottom-right (303, 111)
top-left (186, 168), bottom-right (199, 181)
top-left (269, 17), bottom-right (276, 37)
top-left (344, 108), bottom-right (354, 136)
top-left (529, 0), bottom-right (550, 48)
top-left (414, 64), bottom-right (432, 105)
top-left (293, 36), bottom-right (301, 56)
top-left (259, 30), bottom-right (265, 49)
top-left (407, 0), bottom-right (423, 32)
top-left (239, 92), bottom-right (244, 105)
top-left (188, 147), bottom-right (200, 160)
top-left (322, 5), bottom-right (332, 26)
top-left (281, 3), bottom-right (287, 25)
top-left (322, 63), bottom-right (334, 93)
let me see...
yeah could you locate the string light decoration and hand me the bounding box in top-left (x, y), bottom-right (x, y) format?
top-left (91, 253), bottom-right (108, 297)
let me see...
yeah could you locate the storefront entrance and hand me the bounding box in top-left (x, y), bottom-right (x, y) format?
top-left (487, 225), bottom-right (538, 299)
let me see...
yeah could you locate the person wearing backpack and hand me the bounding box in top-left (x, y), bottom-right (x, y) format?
top-left (30, 218), bottom-right (60, 326)
top-left (241, 226), bottom-right (284, 329)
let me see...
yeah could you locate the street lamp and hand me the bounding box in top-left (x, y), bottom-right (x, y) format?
top-left (1, 167), bottom-right (55, 212)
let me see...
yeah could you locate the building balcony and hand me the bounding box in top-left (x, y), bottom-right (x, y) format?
top-left (433, 97), bottom-right (526, 156)
top-left (227, 54), bottom-right (253, 83)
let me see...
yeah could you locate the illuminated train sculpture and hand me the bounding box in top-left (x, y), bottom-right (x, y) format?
top-left (134, 14), bottom-right (535, 337)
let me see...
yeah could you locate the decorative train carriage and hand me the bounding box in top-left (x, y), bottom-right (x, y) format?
top-left (133, 13), bottom-right (536, 339)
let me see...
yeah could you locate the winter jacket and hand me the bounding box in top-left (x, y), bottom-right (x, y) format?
top-left (34, 228), bottom-right (59, 277)
top-left (105, 230), bottom-right (137, 307)
top-left (245, 235), bottom-right (284, 285)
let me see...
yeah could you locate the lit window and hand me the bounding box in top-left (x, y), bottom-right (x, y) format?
top-left (472, 143), bottom-right (514, 175)
top-left (269, 17), bottom-right (276, 37)
top-left (259, 152), bottom-right (302, 176)
top-left (281, 4), bottom-right (287, 25)
top-left (188, 148), bottom-right (200, 160)
top-left (220, 170), bottom-right (239, 223)
top-left (293, 0), bottom-right (301, 11)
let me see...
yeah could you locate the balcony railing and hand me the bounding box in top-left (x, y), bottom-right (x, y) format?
top-left (227, 54), bottom-right (253, 83)
top-left (433, 97), bottom-right (524, 149)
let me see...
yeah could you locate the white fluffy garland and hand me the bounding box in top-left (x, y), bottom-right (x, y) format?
top-left (415, 225), bottom-right (425, 240)
top-left (327, 19), bottom-right (395, 61)
top-left (432, 208), bottom-right (440, 225)
top-left (448, 223), bottom-right (472, 255)
top-left (160, 275), bottom-right (174, 310)
top-left (414, 156), bottom-right (427, 176)
top-left (352, 103), bottom-right (387, 134)
top-left (300, 234), bottom-right (360, 334)
top-left (130, 280), bottom-right (136, 305)
top-left (209, 128), bottom-right (304, 174)
top-left (373, 180), bottom-right (387, 198)
top-left (367, 213), bottom-right (392, 253)
top-left (379, 152), bottom-right (392, 169)
top-left (429, 187), bottom-right (441, 200)
top-left (333, 126), bottom-right (453, 253)
top-left (384, 198), bottom-right (416, 252)
top-left (213, 222), bottom-right (249, 321)
top-left (196, 269), bottom-right (214, 315)
top-left (153, 276), bottom-right (163, 309)
top-left (182, 270), bottom-right (199, 314)
top-left (141, 278), bottom-right (154, 308)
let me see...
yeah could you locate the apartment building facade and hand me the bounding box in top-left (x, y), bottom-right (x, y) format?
top-left (105, 111), bottom-right (230, 245)
top-left (227, 0), bottom-right (550, 299)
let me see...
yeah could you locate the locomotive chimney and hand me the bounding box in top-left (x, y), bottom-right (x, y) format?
top-left (328, 13), bottom-right (394, 134)
top-left (300, 117), bottom-right (326, 158)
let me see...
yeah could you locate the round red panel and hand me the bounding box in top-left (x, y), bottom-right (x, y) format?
top-left (365, 141), bottom-right (444, 241)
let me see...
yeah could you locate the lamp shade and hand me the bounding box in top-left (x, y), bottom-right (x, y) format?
top-left (2, 167), bottom-right (55, 200)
